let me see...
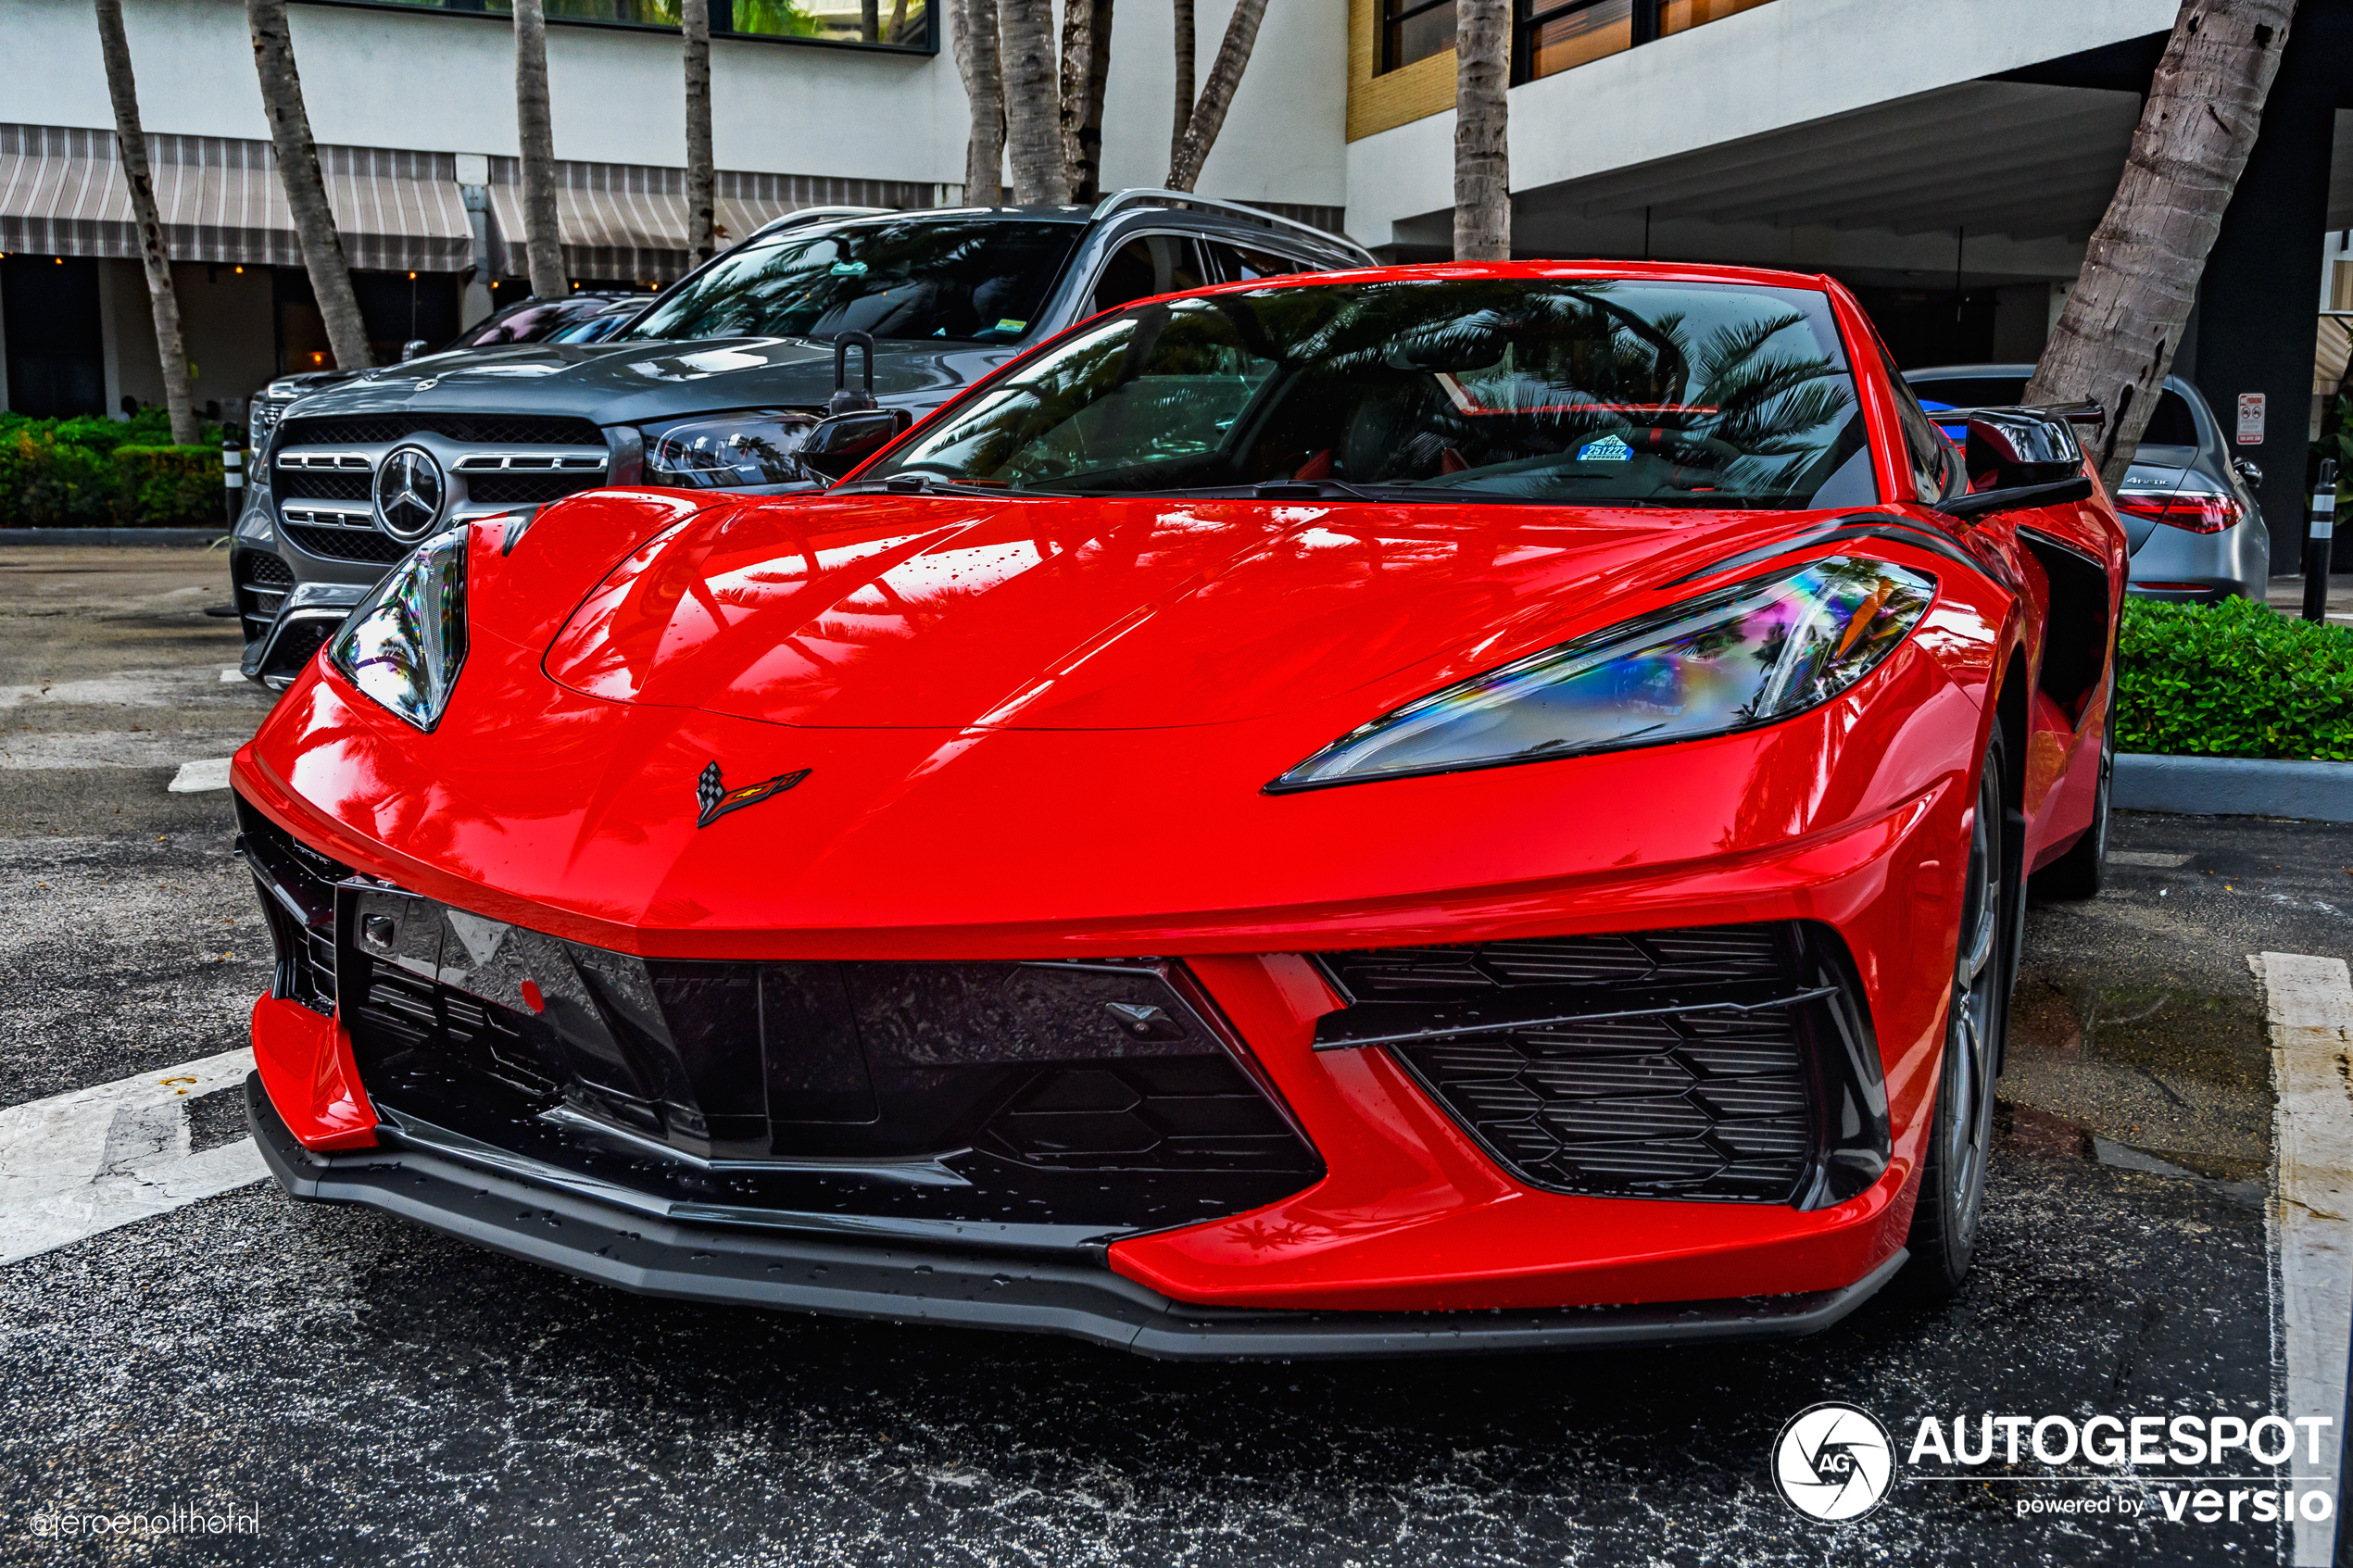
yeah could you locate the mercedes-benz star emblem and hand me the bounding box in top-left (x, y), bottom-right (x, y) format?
top-left (373, 445), bottom-right (447, 541)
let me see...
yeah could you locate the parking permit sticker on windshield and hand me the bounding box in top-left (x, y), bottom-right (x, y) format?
top-left (1579, 434), bottom-right (1635, 462)
top-left (995, 319), bottom-right (1026, 333)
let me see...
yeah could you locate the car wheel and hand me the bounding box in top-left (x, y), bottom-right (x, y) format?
top-left (2032, 708), bottom-right (2111, 902)
top-left (1901, 733), bottom-right (2014, 1298)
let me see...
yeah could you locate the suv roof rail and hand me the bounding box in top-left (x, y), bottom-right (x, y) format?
top-left (1088, 188), bottom-right (1369, 261)
top-left (747, 204), bottom-right (894, 243)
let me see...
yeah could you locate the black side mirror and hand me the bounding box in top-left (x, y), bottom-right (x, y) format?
top-left (400, 339), bottom-right (430, 363)
top-left (2232, 457), bottom-right (2263, 486)
top-left (830, 330), bottom-right (877, 415)
top-left (800, 407), bottom-right (912, 479)
top-left (1938, 409), bottom-right (2094, 521)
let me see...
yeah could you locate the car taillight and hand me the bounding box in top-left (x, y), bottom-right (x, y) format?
top-left (2116, 490), bottom-right (2241, 533)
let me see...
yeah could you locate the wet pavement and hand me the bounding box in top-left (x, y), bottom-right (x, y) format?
top-left (2, 547), bottom-right (2347, 1565)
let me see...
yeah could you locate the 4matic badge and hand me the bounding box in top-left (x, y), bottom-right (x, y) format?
top-left (695, 761), bottom-right (812, 828)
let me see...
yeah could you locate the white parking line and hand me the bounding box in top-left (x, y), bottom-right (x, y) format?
top-left (2109, 850), bottom-right (2194, 868)
top-left (169, 758), bottom-right (234, 793)
top-left (2254, 951), bottom-right (2353, 1567)
top-left (0, 1048), bottom-right (266, 1266)
top-left (220, 667), bottom-right (245, 684)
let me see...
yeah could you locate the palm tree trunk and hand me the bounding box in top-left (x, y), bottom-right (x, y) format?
top-left (949, 0), bottom-right (1004, 203)
top-left (1171, 0), bottom-right (1194, 175)
top-left (94, 0), bottom-right (198, 444)
top-left (886, 0), bottom-right (911, 44)
top-left (682, 0), bottom-right (716, 267)
top-left (862, 0), bottom-right (880, 41)
top-left (245, 0), bottom-right (371, 370)
top-left (1453, 0), bottom-right (1510, 260)
top-left (1166, 0), bottom-right (1267, 193)
top-left (1057, 0), bottom-right (1114, 204)
top-left (2025, 0), bottom-right (2298, 489)
top-left (998, 0), bottom-right (1067, 205)
top-left (513, 0), bottom-right (567, 298)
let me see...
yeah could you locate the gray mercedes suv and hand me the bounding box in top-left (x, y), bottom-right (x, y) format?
top-left (230, 192), bottom-right (1370, 685)
top-left (1906, 363), bottom-right (2270, 603)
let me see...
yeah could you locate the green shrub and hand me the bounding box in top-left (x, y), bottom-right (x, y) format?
top-left (115, 445), bottom-right (227, 527)
top-left (2115, 596), bottom-right (2353, 762)
top-left (0, 411), bottom-right (226, 527)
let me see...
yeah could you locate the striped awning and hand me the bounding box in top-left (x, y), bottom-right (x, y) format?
top-left (484, 157), bottom-right (936, 282)
top-left (0, 124), bottom-right (472, 272)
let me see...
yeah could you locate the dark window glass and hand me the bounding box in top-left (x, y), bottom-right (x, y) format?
top-left (619, 218), bottom-right (1082, 345)
top-left (864, 276), bottom-right (1877, 509)
top-left (303, 0), bottom-right (932, 51)
top-left (1089, 235), bottom-right (1209, 315)
top-left (1205, 240), bottom-right (1312, 283)
top-left (2142, 390), bottom-right (2200, 446)
top-left (1523, 0), bottom-right (1634, 81)
top-left (1881, 347), bottom-right (1963, 504)
top-left (1382, 0), bottom-right (1455, 71)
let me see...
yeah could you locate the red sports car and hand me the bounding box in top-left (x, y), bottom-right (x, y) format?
top-left (233, 261), bottom-right (2124, 1357)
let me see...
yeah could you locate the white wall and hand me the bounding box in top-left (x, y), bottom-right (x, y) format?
top-left (0, 0), bottom-right (1345, 206)
top-left (1344, 0), bottom-right (2183, 244)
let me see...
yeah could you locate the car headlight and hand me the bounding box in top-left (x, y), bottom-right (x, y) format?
top-left (327, 524), bottom-right (468, 731)
top-left (644, 411), bottom-right (824, 488)
top-left (1268, 557), bottom-right (1936, 792)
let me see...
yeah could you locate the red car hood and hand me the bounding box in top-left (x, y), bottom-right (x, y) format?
top-left (541, 494), bottom-right (1833, 731)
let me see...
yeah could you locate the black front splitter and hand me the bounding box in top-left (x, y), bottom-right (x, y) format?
top-left (245, 1073), bottom-right (1906, 1361)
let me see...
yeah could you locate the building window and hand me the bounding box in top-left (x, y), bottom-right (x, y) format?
top-left (1519, 0), bottom-right (1634, 81)
top-left (1514, 0), bottom-right (1775, 83)
top-left (304, 0), bottom-right (936, 52)
top-left (1380, 0), bottom-right (1456, 73)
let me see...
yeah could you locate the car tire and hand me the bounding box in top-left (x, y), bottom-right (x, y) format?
top-left (1900, 731), bottom-right (2016, 1299)
top-left (2032, 709), bottom-right (2112, 902)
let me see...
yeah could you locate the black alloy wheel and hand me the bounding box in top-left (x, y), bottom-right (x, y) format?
top-left (1902, 733), bottom-right (2015, 1298)
top-left (2034, 708), bottom-right (2112, 901)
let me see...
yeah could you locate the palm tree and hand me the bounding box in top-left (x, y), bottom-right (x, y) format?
top-left (245, 0), bottom-right (371, 370)
top-left (1166, 0), bottom-right (1267, 192)
top-left (1453, 0), bottom-right (1509, 260)
top-left (998, 0), bottom-right (1067, 204)
top-left (513, 0), bottom-right (566, 298)
top-left (683, 0), bottom-right (716, 268)
top-left (948, 0), bottom-right (1003, 203)
top-left (2025, 0), bottom-right (2298, 487)
top-left (1171, 0), bottom-right (1194, 176)
top-left (94, 0), bottom-right (197, 443)
top-left (1057, 0), bottom-right (1114, 204)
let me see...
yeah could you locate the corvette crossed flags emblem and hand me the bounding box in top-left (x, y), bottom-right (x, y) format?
top-left (695, 760), bottom-right (812, 828)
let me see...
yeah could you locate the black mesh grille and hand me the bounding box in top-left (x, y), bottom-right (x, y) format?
top-left (465, 470), bottom-right (605, 505)
top-left (278, 470), bottom-right (372, 502)
top-left (237, 799), bottom-right (347, 1016)
top-left (268, 617), bottom-right (337, 678)
top-left (1316, 923), bottom-right (1866, 1205)
top-left (279, 413), bottom-right (604, 448)
top-left (283, 524), bottom-right (408, 563)
top-left (243, 551), bottom-right (293, 588)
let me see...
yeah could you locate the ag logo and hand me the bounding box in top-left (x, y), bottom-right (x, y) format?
top-left (1771, 1402), bottom-right (1894, 1522)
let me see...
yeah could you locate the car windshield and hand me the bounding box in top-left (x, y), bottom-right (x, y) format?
top-left (859, 277), bottom-right (1876, 507)
top-left (617, 218), bottom-right (1084, 346)
top-left (448, 297), bottom-right (624, 348)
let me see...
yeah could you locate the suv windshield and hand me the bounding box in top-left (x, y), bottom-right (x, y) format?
top-left (861, 277), bottom-right (1876, 507)
top-left (618, 218), bottom-right (1084, 346)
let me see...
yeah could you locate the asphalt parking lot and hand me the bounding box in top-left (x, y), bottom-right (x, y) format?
top-left (4, 545), bottom-right (2349, 1566)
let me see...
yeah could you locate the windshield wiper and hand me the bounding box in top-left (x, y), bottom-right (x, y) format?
top-left (830, 473), bottom-right (1014, 500)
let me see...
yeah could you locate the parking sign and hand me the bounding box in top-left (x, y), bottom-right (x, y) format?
top-left (2236, 393), bottom-right (2265, 445)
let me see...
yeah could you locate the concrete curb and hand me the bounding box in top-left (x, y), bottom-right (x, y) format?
top-left (2116, 753), bottom-right (2353, 823)
top-left (0, 527), bottom-right (228, 546)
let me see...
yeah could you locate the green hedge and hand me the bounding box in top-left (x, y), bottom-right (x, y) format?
top-left (0, 409), bottom-right (228, 528)
top-left (2115, 596), bottom-right (2353, 762)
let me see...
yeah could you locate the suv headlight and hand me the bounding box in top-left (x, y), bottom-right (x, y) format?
top-left (328, 524), bottom-right (468, 731)
top-left (644, 411), bottom-right (824, 488)
top-left (1268, 557), bottom-right (1936, 792)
